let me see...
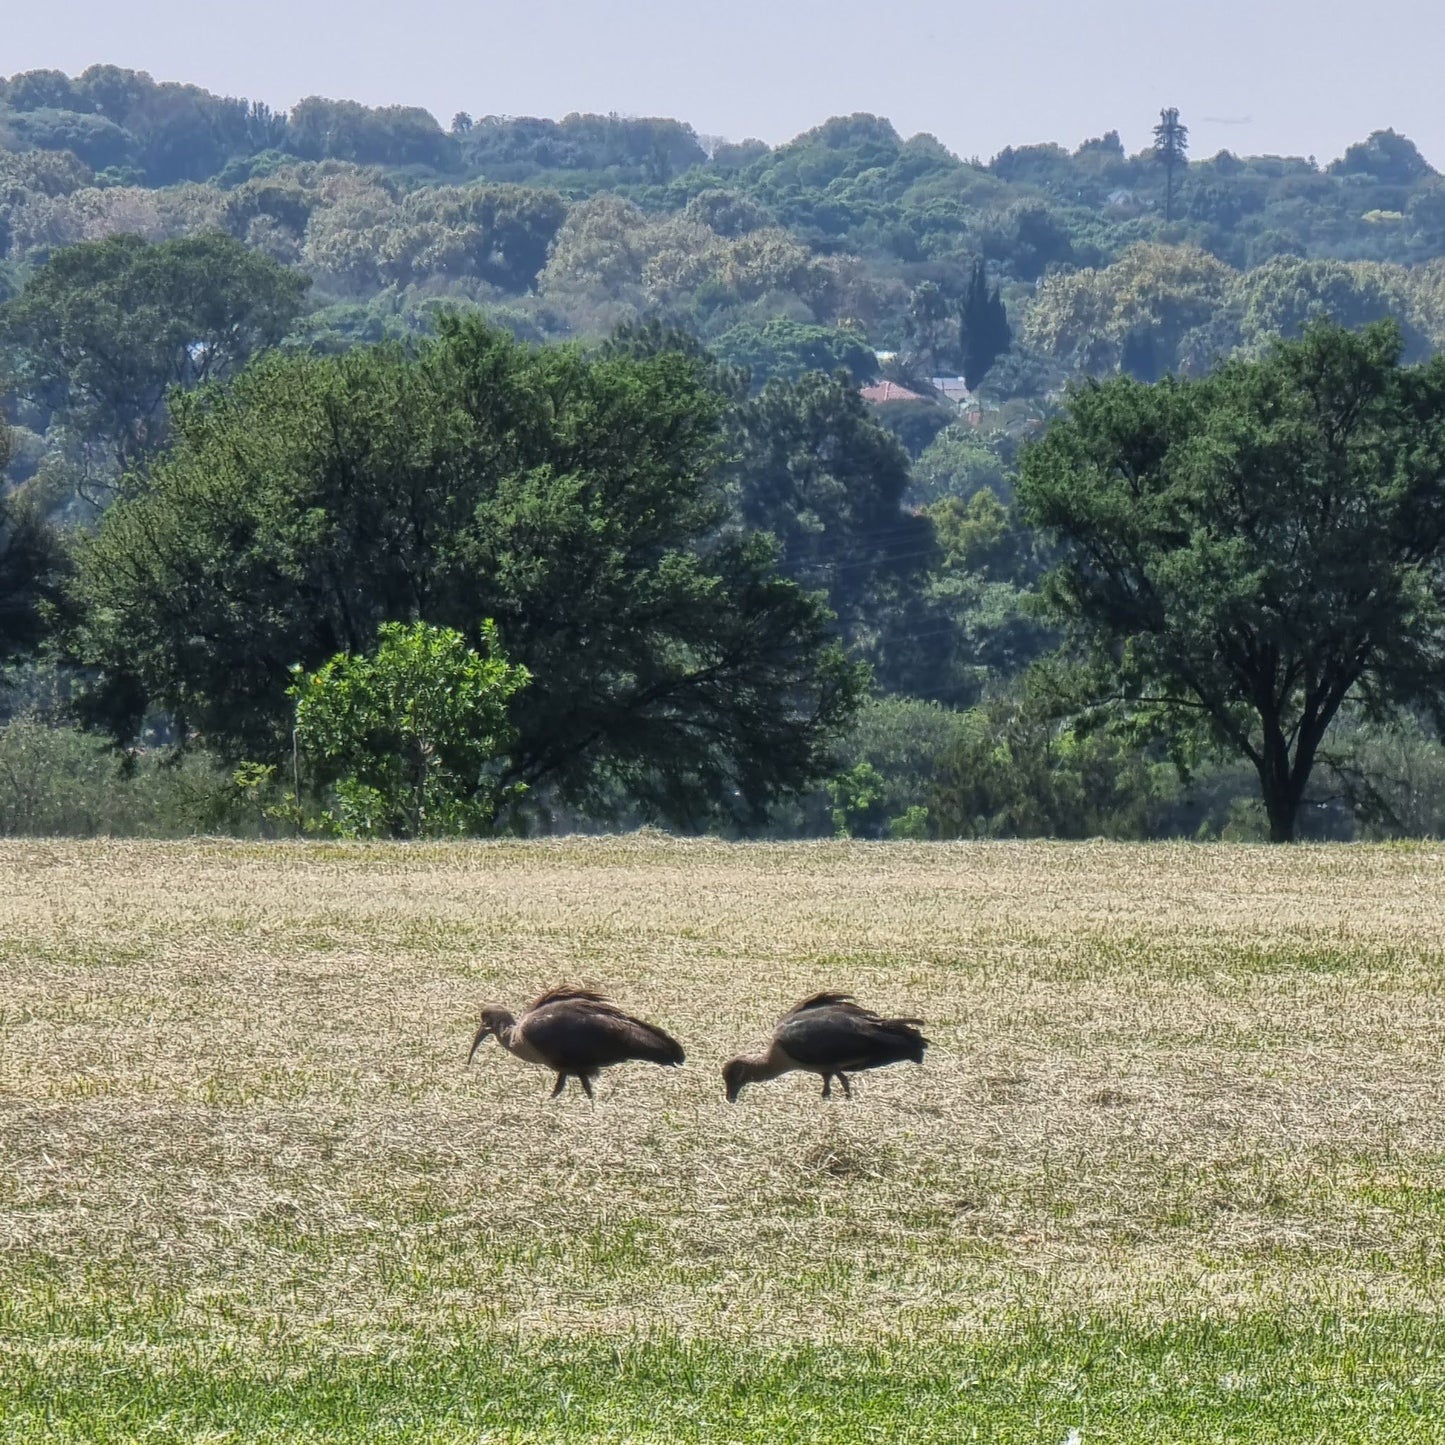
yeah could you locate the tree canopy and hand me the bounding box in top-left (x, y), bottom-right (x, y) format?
top-left (2, 231), bottom-right (309, 468)
top-left (68, 316), bottom-right (865, 827)
top-left (1019, 321), bottom-right (1445, 841)
top-left (4, 67), bottom-right (1445, 840)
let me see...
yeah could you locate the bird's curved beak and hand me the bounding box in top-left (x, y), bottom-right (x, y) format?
top-left (467, 1023), bottom-right (492, 1064)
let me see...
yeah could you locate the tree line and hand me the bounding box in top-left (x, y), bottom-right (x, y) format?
top-left (1, 241), bottom-right (1444, 841)
top-left (2, 71), bottom-right (1445, 840)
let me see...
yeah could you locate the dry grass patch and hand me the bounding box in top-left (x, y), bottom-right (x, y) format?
top-left (2, 838), bottom-right (1445, 1439)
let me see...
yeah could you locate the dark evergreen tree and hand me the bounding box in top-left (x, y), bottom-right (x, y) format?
top-left (1153, 106), bottom-right (1189, 222)
top-left (957, 260), bottom-right (1012, 390)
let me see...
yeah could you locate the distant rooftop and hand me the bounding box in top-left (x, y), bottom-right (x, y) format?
top-left (860, 380), bottom-right (932, 405)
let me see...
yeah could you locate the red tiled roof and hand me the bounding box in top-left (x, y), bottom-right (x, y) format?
top-left (859, 380), bottom-right (931, 405)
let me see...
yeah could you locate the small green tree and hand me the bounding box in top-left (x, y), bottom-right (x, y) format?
top-left (292, 621), bottom-right (530, 838)
top-left (829, 761), bottom-right (887, 839)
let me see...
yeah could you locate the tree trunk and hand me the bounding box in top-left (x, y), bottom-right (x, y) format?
top-left (1256, 727), bottom-right (1300, 843)
top-left (1256, 715), bottom-right (1329, 844)
top-left (1264, 793), bottom-right (1297, 843)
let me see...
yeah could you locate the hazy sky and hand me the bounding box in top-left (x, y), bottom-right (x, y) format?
top-left (8, 0), bottom-right (1444, 168)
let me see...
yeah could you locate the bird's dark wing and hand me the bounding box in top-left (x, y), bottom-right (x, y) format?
top-left (524, 1001), bottom-right (685, 1070)
top-left (780, 992), bottom-right (857, 1021)
top-left (776, 1004), bottom-right (927, 1071)
top-left (526, 986), bottom-right (611, 1012)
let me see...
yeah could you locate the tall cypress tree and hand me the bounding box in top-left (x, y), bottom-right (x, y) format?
top-left (957, 260), bottom-right (1011, 391)
top-left (1153, 107), bottom-right (1189, 222)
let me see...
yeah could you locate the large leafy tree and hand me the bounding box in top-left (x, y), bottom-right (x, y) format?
top-left (68, 317), bottom-right (864, 826)
top-left (710, 319), bottom-right (878, 388)
top-left (1019, 322), bottom-right (1445, 842)
top-left (727, 373), bottom-right (934, 626)
top-left (1329, 129), bottom-right (1434, 185)
top-left (1025, 243), bottom-right (1233, 381)
top-left (1, 232), bottom-right (309, 470)
top-left (725, 372), bottom-right (944, 699)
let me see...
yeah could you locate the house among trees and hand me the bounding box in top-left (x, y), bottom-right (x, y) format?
top-left (859, 380), bottom-right (932, 405)
top-left (930, 376), bottom-right (973, 406)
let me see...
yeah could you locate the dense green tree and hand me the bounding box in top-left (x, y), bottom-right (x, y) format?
top-left (1019, 322), bottom-right (1445, 841)
top-left (727, 372), bottom-right (933, 634)
top-left (923, 485), bottom-right (1053, 700)
top-left (711, 318), bottom-right (877, 387)
top-left (834, 697), bottom-right (972, 815)
top-left (1025, 243), bottom-right (1235, 379)
top-left (69, 318), bottom-right (864, 826)
top-left (930, 691), bottom-right (1172, 839)
top-left (6, 108), bottom-right (135, 170)
top-left (286, 97), bottom-right (454, 169)
top-left (681, 189), bottom-right (771, 237)
top-left (456, 113), bottom-right (706, 182)
top-left (1, 70), bottom-right (81, 112)
top-left (340, 183), bottom-right (567, 293)
top-left (726, 372), bottom-right (948, 699)
top-left (2, 232), bottom-right (309, 469)
top-left (904, 281), bottom-right (952, 372)
top-left (0, 66), bottom-right (290, 185)
top-left (1329, 130), bottom-right (1434, 185)
top-left (909, 425), bottom-right (1012, 504)
top-left (1232, 255), bottom-right (1424, 356)
top-left (978, 201), bottom-right (1076, 281)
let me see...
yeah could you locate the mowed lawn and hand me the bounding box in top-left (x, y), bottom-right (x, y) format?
top-left (2, 838), bottom-right (1445, 1442)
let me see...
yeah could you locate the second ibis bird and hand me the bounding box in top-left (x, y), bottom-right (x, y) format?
top-left (468, 987), bottom-right (685, 1099)
top-left (723, 992), bottom-right (929, 1102)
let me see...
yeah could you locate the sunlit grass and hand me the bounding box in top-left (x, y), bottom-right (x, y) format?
top-left (2, 838), bottom-right (1445, 1440)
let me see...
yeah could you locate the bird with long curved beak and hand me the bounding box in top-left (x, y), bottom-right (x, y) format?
top-left (723, 992), bottom-right (928, 1102)
top-left (468, 987), bottom-right (685, 1100)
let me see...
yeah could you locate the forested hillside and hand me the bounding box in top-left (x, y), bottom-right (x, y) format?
top-left (4, 65), bottom-right (1445, 842)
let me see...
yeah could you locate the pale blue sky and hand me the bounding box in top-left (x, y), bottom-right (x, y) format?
top-left (8, 0), bottom-right (1443, 167)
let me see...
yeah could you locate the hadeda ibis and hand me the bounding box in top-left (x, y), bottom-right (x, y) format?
top-left (723, 992), bottom-right (928, 1102)
top-left (468, 987), bottom-right (685, 1100)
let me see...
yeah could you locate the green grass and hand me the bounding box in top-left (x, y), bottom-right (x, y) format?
top-left (4, 1308), bottom-right (1444, 1443)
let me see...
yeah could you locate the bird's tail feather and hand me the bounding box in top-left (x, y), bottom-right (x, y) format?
top-left (632, 1019), bottom-right (686, 1067)
top-left (878, 1018), bottom-right (929, 1064)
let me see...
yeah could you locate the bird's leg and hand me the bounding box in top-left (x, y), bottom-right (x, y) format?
top-left (550, 1073), bottom-right (568, 1098)
top-left (820, 1075), bottom-right (833, 1099)
top-left (579, 1074), bottom-right (595, 1102)
top-left (837, 1073), bottom-right (852, 1099)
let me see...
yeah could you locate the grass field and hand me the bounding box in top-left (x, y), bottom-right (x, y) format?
top-left (3, 837), bottom-right (1445, 1441)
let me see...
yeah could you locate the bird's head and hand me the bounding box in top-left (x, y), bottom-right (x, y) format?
top-left (467, 1006), bottom-right (514, 1063)
top-left (722, 1057), bottom-right (750, 1103)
